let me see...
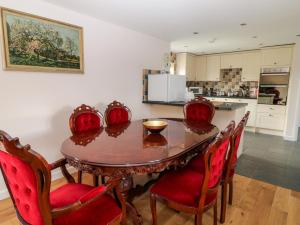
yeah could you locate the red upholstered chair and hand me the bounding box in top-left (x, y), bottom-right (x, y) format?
top-left (0, 130), bottom-right (124, 225)
top-left (184, 97), bottom-right (215, 123)
top-left (69, 104), bottom-right (103, 184)
top-left (150, 121), bottom-right (235, 225)
top-left (104, 101), bottom-right (131, 126)
top-left (219, 111), bottom-right (250, 223)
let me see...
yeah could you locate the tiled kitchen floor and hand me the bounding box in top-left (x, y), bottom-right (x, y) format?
top-left (236, 130), bottom-right (300, 191)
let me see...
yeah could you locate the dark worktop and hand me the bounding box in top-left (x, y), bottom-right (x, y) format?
top-left (143, 101), bottom-right (248, 111)
top-left (194, 94), bottom-right (257, 100)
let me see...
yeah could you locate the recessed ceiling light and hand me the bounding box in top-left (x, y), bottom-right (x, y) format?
top-left (193, 32), bottom-right (199, 35)
top-left (252, 36), bottom-right (258, 39)
top-left (240, 23), bottom-right (247, 26)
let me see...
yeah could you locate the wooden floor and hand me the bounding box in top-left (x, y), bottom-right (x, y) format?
top-left (0, 174), bottom-right (300, 225)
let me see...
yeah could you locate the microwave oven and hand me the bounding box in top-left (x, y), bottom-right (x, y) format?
top-left (188, 87), bottom-right (203, 94)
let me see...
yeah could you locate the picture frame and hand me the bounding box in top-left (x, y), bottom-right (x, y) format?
top-left (0, 7), bottom-right (84, 73)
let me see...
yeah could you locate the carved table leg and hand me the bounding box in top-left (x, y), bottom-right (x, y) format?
top-left (119, 175), bottom-right (143, 225)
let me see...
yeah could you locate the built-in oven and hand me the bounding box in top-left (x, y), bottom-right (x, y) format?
top-left (258, 67), bottom-right (290, 105)
top-left (188, 87), bottom-right (203, 95)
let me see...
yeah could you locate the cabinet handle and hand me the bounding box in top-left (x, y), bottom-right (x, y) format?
top-left (269, 108), bottom-right (274, 110)
top-left (274, 62), bottom-right (277, 65)
top-left (269, 114), bottom-right (273, 117)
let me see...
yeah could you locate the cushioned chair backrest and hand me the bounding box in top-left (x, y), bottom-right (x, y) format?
top-left (228, 111), bottom-right (250, 169)
top-left (0, 131), bottom-right (51, 225)
top-left (105, 101), bottom-right (131, 126)
top-left (184, 97), bottom-right (215, 123)
top-left (204, 121), bottom-right (235, 188)
top-left (0, 151), bottom-right (44, 225)
top-left (69, 104), bottom-right (102, 134)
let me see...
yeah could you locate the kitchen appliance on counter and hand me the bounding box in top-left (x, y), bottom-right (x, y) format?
top-left (258, 67), bottom-right (290, 105)
top-left (148, 74), bottom-right (186, 102)
top-left (188, 87), bottom-right (203, 95)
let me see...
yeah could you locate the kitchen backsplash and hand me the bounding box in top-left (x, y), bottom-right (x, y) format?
top-left (186, 68), bottom-right (258, 93)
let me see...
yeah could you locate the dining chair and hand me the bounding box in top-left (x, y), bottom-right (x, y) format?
top-left (220, 111), bottom-right (250, 223)
top-left (0, 130), bottom-right (124, 225)
top-left (149, 121), bottom-right (235, 225)
top-left (183, 97), bottom-right (215, 123)
top-left (69, 104), bottom-right (103, 184)
top-left (104, 101), bottom-right (132, 126)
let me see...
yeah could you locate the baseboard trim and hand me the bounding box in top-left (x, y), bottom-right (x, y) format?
top-left (284, 135), bottom-right (298, 141)
top-left (0, 166), bottom-right (76, 200)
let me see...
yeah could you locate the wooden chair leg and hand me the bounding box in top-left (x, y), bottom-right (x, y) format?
top-left (229, 180), bottom-right (233, 205)
top-left (214, 202), bottom-right (218, 225)
top-left (195, 212), bottom-right (203, 225)
top-left (93, 175), bottom-right (99, 186)
top-left (101, 176), bottom-right (105, 184)
top-left (150, 193), bottom-right (158, 225)
top-left (220, 183), bottom-right (227, 223)
top-left (77, 170), bottom-right (82, 183)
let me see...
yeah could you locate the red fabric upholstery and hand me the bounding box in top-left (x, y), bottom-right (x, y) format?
top-left (0, 151), bottom-right (44, 225)
top-left (150, 168), bottom-right (217, 207)
top-left (209, 139), bottom-right (230, 188)
top-left (187, 140), bottom-right (230, 188)
top-left (75, 113), bottom-right (101, 133)
top-left (231, 132), bottom-right (242, 169)
top-left (51, 183), bottom-right (121, 225)
top-left (186, 103), bottom-right (213, 122)
top-left (107, 107), bottom-right (129, 125)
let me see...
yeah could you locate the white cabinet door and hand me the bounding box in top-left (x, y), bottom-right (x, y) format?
top-left (245, 105), bottom-right (256, 127)
top-left (256, 112), bottom-right (285, 130)
top-left (261, 46), bottom-right (293, 67)
top-left (206, 55), bottom-right (221, 81)
top-left (241, 51), bottom-right (261, 81)
top-left (176, 53), bottom-right (196, 81)
top-left (195, 56), bottom-right (207, 81)
top-left (221, 53), bottom-right (243, 69)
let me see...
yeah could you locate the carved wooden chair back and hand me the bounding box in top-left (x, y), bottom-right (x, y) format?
top-left (0, 130), bottom-right (52, 225)
top-left (197, 121), bottom-right (235, 209)
top-left (69, 104), bottom-right (103, 134)
top-left (104, 101), bottom-right (132, 126)
top-left (183, 97), bottom-right (215, 123)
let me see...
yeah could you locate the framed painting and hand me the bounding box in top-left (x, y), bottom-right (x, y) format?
top-left (0, 8), bottom-right (84, 73)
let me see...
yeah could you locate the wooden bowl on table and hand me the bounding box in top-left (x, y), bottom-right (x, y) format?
top-left (143, 120), bottom-right (168, 134)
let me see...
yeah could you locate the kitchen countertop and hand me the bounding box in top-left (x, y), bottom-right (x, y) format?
top-left (143, 101), bottom-right (248, 111)
top-left (194, 94), bottom-right (257, 100)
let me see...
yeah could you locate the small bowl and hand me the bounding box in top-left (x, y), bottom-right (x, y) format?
top-left (143, 120), bottom-right (168, 133)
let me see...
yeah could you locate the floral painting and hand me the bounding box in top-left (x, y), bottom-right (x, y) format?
top-left (0, 8), bottom-right (84, 73)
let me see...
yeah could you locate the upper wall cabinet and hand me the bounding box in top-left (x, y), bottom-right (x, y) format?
top-left (241, 51), bottom-right (261, 81)
top-left (221, 53), bottom-right (243, 69)
top-left (175, 53), bottom-right (196, 81)
top-left (195, 56), bottom-right (207, 81)
top-left (206, 55), bottom-right (221, 81)
top-left (261, 46), bottom-right (293, 67)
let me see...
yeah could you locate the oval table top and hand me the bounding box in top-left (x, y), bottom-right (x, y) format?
top-left (61, 119), bottom-right (219, 167)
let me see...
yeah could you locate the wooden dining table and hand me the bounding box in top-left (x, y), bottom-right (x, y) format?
top-left (60, 118), bottom-right (219, 225)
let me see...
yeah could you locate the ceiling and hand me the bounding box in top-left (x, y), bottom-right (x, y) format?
top-left (43, 0), bottom-right (300, 54)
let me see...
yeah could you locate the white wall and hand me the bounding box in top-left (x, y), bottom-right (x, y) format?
top-left (284, 41), bottom-right (300, 141)
top-left (0, 0), bottom-right (169, 198)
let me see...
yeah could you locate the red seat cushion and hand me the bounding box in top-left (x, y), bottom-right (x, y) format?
top-left (75, 113), bottom-right (101, 133)
top-left (150, 168), bottom-right (217, 208)
top-left (186, 103), bottom-right (213, 122)
top-left (107, 108), bottom-right (129, 125)
top-left (51, 183), bottom-right (121, 225)
top-left (0, 151), bottom-right (44, 225)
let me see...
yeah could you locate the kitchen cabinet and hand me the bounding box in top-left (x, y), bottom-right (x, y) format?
top-left (206, 55), bottom-right (221, 81)
top-left (195, 56), bottom-right (207, 81)
top-left (256, 105), bottom-right (286, 130)
top-left (241, 51), bottom-right (261, 81)
top-left (175, 53), bottom-right (196, 81)
top-left (221, 53), bottom-right (243, 69)
top-left (261, 46), bottom-right (293, 67)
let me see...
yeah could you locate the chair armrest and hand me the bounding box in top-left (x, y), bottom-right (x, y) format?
top-left (49, 158), bottom-right (67, 170)
top-left (51, 177), bottom-right (122, 218)
top-left (49, 158), bottom-right (75, 183)
top-left (79, 186), bottom-right (107, 204)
